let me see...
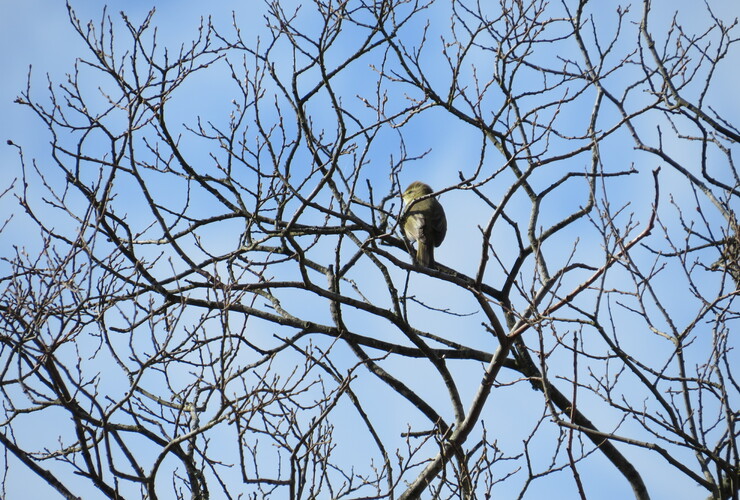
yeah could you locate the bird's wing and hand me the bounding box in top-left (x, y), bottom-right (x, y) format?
top-left (432, 202), bottom-right (447, 247)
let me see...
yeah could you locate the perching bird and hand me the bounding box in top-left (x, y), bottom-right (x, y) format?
top-left (401, 181), bottom-right (447, 268)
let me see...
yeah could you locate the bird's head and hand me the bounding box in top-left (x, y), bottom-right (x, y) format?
top-left (402, 181), bottom-right (434, 205)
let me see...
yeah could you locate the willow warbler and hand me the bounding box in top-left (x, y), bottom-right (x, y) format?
top-left (401, 181), bottom-right (447, 268)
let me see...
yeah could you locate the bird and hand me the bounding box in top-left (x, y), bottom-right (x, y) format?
top-left (401, 181), bottom-right (447, 268)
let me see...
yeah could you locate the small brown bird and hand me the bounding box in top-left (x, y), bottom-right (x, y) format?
top-left (401, 181), bottom-right (447, 268)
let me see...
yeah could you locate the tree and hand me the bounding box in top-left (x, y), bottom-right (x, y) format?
top-left (2, 0), bottom-right (738, 498)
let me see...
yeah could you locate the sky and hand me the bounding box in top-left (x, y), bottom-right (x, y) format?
top-left (1, 1), bottom-right (738, 499)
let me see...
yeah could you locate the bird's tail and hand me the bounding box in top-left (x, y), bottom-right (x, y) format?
top-left (416, 241), bottom-right (434, 268)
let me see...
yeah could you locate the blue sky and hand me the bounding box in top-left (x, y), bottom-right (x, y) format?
top-left (1, 1), bottom-right (738, 499)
